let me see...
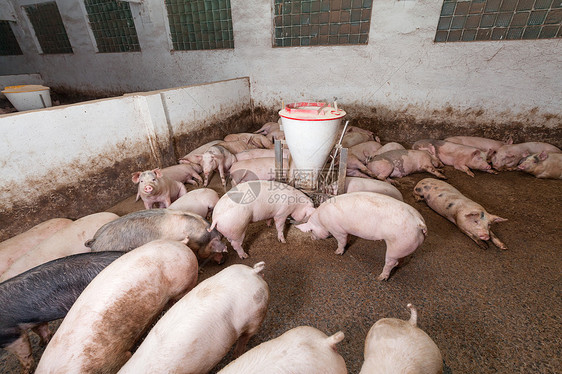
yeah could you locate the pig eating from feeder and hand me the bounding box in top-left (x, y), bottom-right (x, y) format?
top-left (413, 178), bottom-right (508, 250)
top-left (132, 168), bottom-right (187, 209)
top-left (296, 192), bottom-right (427, 280)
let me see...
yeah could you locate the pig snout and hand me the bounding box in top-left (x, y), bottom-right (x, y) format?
top-left (144, 185), bottom-right (154, 193)
top-left (479, 233), bottom-right (490, 240)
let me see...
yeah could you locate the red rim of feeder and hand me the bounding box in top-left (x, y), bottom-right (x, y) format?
top-left (279, 102), bottom-right (345, 121)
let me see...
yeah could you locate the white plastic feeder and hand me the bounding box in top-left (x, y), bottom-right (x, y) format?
top-left (279, 102), bottom-right (346, 189)
top-left (2, 85), bottom-right (52, 111)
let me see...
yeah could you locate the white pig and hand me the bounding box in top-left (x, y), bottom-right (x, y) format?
top-left (296, 192), bottom-right (427, 280)
top-left (345, 177), bottom-right (404, 201)
top-left (517, 151), bottom-right (562, 179)
top-left (132, 168), bottom-right (187, 209)
top-left (229, 157), bottom-right (287, 186)
top-left (183, 145), bottom-right (237, 187)
top-left (167, 187), bottom-right (220, 218)
top-left (444, 135), bottom-right (511, 152)
top-left (413, 178), bottom-right (508, 250)
top-left (0, 218), bottom-right (72, 276)
top-left (359, 304), bottom-right (443, 374)
top-left (35, 240), bottom-right (199, 374)
top-left (235, 148), bottom-right (290, 161)
top-left (491, 142), bottom-right (561, 171)
top-left (211, 181), bottom-right (315, 258)
top-left (0, 212), bottom-right (118, 282)
top-left (218, 326), bottom-right (347, 374)
top-left (161, 163), bottom-right (203, 186)
top-left (117, 262), bottom-right (269, 374)
top-left (224, 133), bottom-right (275, 149)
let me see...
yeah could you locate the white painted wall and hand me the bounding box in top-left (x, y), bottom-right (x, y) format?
top-left (0, 77), bottom-right (251, 211)
top-left (0, 0), bottom-right (560, 125)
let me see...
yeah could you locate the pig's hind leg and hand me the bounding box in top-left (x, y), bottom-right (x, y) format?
top-left (273, 214), bottom-right (289, 243)
top-left (228, 232), bottom-right (249, 259)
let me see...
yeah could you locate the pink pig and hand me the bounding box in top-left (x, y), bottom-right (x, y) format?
top-left (296, 192), bottom-right (427, 280)
top-left (445, 135), bottom-right (512, 152)
top-left (182, 145), bottom-right (237, 187)
top-left (366, 149), bottom-right (446, 183)
top-left (235, 148), bottom-right (290, 161)
top-left (412, 139), bottom-right (494, 177)
top-left (346, 153), bottom-right (379, 179)
top-left (210, 181), bottom-right (315, 259)
top-left (229, 157), bottom-right (286, 186)
top-left (167, 188), bottom-right (220, 218)
top-left (349, 141), bottom-right (383, 163)
top-left (224, 133), bottom-right (275, 149)
top-left (491, 142), bottom-right (561, 171)
top-left (413, 178), bottom-right (508, 250)
top-left (254, 121), bottom-right (280, 135)
top-left (161, 163), bottom-right (203, 185)
top-left (517, 151), bottom-right (562, 179)
top-left (132, 168), bottom-right (187, 209)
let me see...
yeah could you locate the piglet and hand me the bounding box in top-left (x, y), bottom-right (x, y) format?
top-left (359, 304), bottom-right (443, 374)
top-left (117, 262), bottom-right (269, 374)
top-left (132, 168), bottom-right (187, 209)
top-left (224, 133), bottom-right (275, 149)
top-left (349, 141), bottom-right (383, 163)
top-left (444, 135), bottom-right (511, 152)
top-left (413, 178), bottom-right (508, 250)
top-left (182, 145), bottom-right (237, 187)
top-left (161, 162), bottom-right (203, 185)
top-left (412, 139), bottom-right (494, 177)
top-left (517, 151), bottom-right (562, 179)
top-left (211, 181), bottom-right (315, 258)
top-left (0, 251), bottom-right (124, 374)
top-left (0, 218), bottom-right (72, 276)
top-left (366, 149), bottom-right (446, 183)
top-left (85, 209), bottom-right (227, 264)
top-left (178, 140), bottom-right (222, 161)
top-left (491, 142), bottom-right (561, 171)
top-left (35, 240), bottom-right (199, 374)
top-left (218, 326), bottom-right (347, 374)
top-left (0, 212), bottom-right (119, 282)
top-left (167, 187), bottom-right (220, 218)
top-left (296, 192), bottom-right (427, 280)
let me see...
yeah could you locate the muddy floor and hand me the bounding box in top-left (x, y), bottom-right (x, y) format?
top-left (1, 166), bottom-right (560, 374)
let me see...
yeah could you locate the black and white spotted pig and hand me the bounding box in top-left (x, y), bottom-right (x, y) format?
top-left (413, 178), bottom-right (508, 250)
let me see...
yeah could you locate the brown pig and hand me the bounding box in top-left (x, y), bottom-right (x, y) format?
top-left (211, 181), bottom-right (315, 259)
top-left (161, 162), bottom-right (203, 186)
top-left (413, 178), bottom-right (508, 250)
top-left (517, 151), bottom-right (562, 179)
top-left (0, 218), bottom-right (72, 276)
top-left (366, 149), bottom-right (446, 183)
top-left (218, 326), bottom-right (347, 374)
top-left (491, 142), bottom-right (561, 171)
top-left (132, 168), bottom-right (187, 209)
top-left (117, 262), bottom-right (269, 374)
top-left (34, 240), bottom-right (199, 374)
top-left (412, 139), bottom-right (494, 177)
top-left (359, 304), bottom-right (443, 374)
top-left (296, 192), bottom-right (427, 280)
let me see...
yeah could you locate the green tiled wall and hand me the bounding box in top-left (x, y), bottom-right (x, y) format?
top-left (273, 0), bottom-right (373, 47)
top-left (24, 2), bottom-right (73, 54)
top-left (0, 21), bottom-right (23, 56)
top-left (435, 0), bottom-right (562, 42)
top-left (165, 0), bottom-right (234, 50)
top-left (85, 0), bottom-right (141, 53)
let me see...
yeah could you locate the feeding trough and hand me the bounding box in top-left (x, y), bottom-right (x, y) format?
top-left (1, 85), bottom-right (52, 112)
top-left (279, 102), bottom-right (346, 190)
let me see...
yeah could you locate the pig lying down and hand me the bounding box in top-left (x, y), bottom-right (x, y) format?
top-left (517, 151), bottom-right (562, 179)
top-left (359, 304), bottom-right (443, 374)
top-left (86, 209), bottom-right (227, 264)
top-left (211, 181), bottom-right (315, 259)
top-left (366, 149), bottom-right (446, 183)
top-left (35, 240), bottom-right (199, 374)
top-left (118, 262), bottom-right (269, 374)
top-left (296, 192), bottom-right (427, 281)
top-left (0, 251), bottom-right (124, 374)
top-left (444, 135), bottom-right (512, 152)
top-left (491, 142), bottom-right (561, 171)
top-left (0, 212), bottom-right (119, 282)
top-left (218, 326), bottom-right (347, 374)
top-left (132, 168), bottom-right (187, 209)
top-left (0, 218), bottom-right (72, 276)
top-left (414, 178), bottom-right (508, 250)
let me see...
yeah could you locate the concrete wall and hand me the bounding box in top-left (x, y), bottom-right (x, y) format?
top-left (0, 77), bottom-right (252, 240)
top-left (1, 0), bottom-right (560, 133)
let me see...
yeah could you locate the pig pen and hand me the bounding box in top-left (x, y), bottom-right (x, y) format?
top-left (0, 163), bottom-right (560, 373)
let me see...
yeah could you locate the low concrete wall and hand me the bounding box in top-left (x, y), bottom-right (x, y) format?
top-left (0, 77), bottom-right (253, 240)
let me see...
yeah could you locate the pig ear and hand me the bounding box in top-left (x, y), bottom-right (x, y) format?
top-left (521, 151), bottom-right (530, 158)
top-left (539, 151), bottom-right (548, 160)
top-left (153, 168), bottom-right (163, 178)
top-left (181, 235), bottom-right (190, 245)
top-left (486, 149), bottom-right (495, 159)
top-left (131, 172), bottom-right (141, 183)
top-left (472, 149), bottom-right (481, 157)
top-left (505, 136), bottom-right (513, 145)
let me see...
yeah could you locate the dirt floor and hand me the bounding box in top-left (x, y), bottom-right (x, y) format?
top-left (1, 166), bottom-right (560, 373)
